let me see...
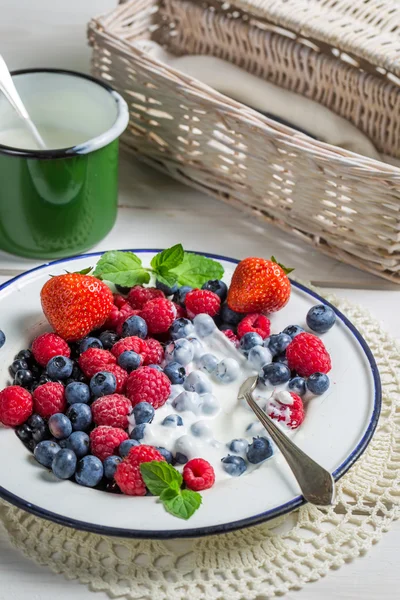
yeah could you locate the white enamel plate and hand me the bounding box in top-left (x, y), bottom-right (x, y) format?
top-left (0, 251), bottom-right (381, 538)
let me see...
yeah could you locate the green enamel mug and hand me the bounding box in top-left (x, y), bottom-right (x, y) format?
top-left (0, 69), bottom-right (129, 259)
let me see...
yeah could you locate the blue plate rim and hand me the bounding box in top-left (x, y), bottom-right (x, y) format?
top-left (0, 249), bottom-right (382, 539)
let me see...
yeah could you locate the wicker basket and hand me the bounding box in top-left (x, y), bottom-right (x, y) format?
top-left (88, 0), bottom-right (400, 283)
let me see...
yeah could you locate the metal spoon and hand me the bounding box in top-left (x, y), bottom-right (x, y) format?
top-left (0, 55), bottom-right (47, 149)
top-left (238, 375), bottom-right (335, 506)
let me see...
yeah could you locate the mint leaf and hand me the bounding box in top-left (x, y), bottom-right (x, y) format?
top-left (93, 251), bottom-right (150, 286)
top-left (171, 253), bottom-right (224, 287)
top-left (151, 244), bottom-right (184, 275)
top-left (160, 488), bottom-right (202, 520)
top-left (140, 461), bottom-right (182, 496)
top-left (156, 272), bottom-right (178, 289)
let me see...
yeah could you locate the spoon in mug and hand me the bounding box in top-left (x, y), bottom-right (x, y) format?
top-left (0, 55), bottom-right (47, 149)
top-left (238, 375), bottom-right (335, 506)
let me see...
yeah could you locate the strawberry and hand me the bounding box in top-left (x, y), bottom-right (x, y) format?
top-left (227, 257), bottom-right (291, 313)
top-left (40, 274), bottom-right (114, 341)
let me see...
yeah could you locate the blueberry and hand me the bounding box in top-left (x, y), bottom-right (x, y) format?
top-left (133, 401), bottom-right (155, 424)
top-left (156, 279), bottom-right (178, 296)
top-left (246, 437), bottom-right (273, 464)
top-left (307, 372), bottom-right (330, 395)
top-left (15, 349), bottom-right (33, 364)
top-left (199, 393), bottom-right (220, 416)
top-left (119, 439), bottom-right (140, 457)
top-left (14, 369), bottom-right (33, 388)
top-left (289, 376), bottom-right (306, 396)
top-left (90, 371), bottom-right (117, 397)
top-left (214, 358), bottom-right (240, 383)
top-left (220, 304), bottom-right (244, 326)
top-left (184, 370), bottom-right (212, 395)
top-left (247, 346), bottom-right (273, 370)
top-left (282, 325), bottom-right (304, 339)
top-left (221, 455), bottom-right (247, 476)
top-left (239, 332), bottom-right (263, 354)
top-left (46, 356), bottom-right (74, 380)
top-left (156, 447), bottom-right (173, 463)
top-left (202, 279), bottom-right (228, 302)
top-left (267, 333), bottom-right (292, 356)
top-left (52, 448), bottom-right (77, 479)
top-left (228, 438), bottom-right (249, 454)
top-left (165, 339), bottom-right (194, 366)
top-left (48, 414), bottom-right (73, 440)
top-left (103, 455), bottom-right (122, 479)
top-left (259, 362), bottom-right (291, 385)
top-left (172, 286), bottom-right (192, 306)
top-left (121, 315), bottom-right (148, 339)
top-left (0, 330), bottom-right (5, 349)
top-left (118, 350), bottom-right (141, 373)
top-left (34, 440), bottom-right (61, 468)
top-left (170, 318), bottom-right (195, 340)
top-left (70, 363), bottom-right (86, 383)
top-left (75, 455), bottom-right (103, 487)
top-left (130, 423), bottom-right (147, 441)
top-left (16, 423), bottom-right (33, 444)
top-left (190, 421), bottom-right (212, 438)
top-left (306, 304), bottom-right (336, 333)
top-left (99, 330), bottom-right (120, 350)
top-left (219, 323), bottom-right (236, 332)
top-left (66, 403), bottom-right (92, 431)
top-left (147, 364), bottom-right (162, 371)
top-left (10, 359), bottom-right (28, 375)
top-left (172, 391), bottom-right (200, 414)
top-left (38, 374), bottom-right (52, 386)
top-left (175, 452), bottom-right (188, 465)
top-left (64, 431), bottom-right (90, 458)
top-left (115, 284), bottom-right (131, 295)
top-left (65, 382), bottom-right (90, 405)
top-left (193, 314), bottom-right (216, 337)
top-left (164, 362), bottom-right (186, 385)
top-left (79, 337), bottom-right (103, 354)
top-left (162, 414), bottom-right (183, 427)
top-left (187, 336), bottom-right (203, 360)
top-left (273, 352), bottom-right (289, 366)
top-left (27, 415), bottom-right (44, 434)
top-left (198, 353), bottom-right (218, 374)
top-left (30, 419), bottom-right (50, 443)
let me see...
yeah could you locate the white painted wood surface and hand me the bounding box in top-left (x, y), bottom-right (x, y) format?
top-left (0, 2), bottom-right (399, 599)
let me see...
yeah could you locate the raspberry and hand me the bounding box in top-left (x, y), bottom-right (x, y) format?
top-left (127, 286), bottom-right (164, 310)
top-left (0, 386), bottom-right (33, 426)
top-left (111, 336), bottom-right (147, 359)
top-left (286, 332), bottom-right (331, 377)
top-left (31, 332), bottom-right (71, 367)
top-left (143, 338), bottom-right (164, 365)
top-left (237, 314), bottom-right (271, 339)
top-left (223, 329), bottom-right (239, 348)
top-left (104, 364), bottom-right (129, 393)
top-left (103, 302), bottom-right (138, 334)
top-left (113, 293), bottom-right (127, 309)
top-left (78, 348), bottom-right (116, 378)
top-left (185, 289), bottom-right (220, 319)
top-left (90, 426), bottom-right (128, 461)
top-left (268, 391), bottom-right (304, 429)
top-left (140, 298), bottom-right (176, 334)
top-left (173, 303), bottom-right (186, 319)
top-left (125, 366), bottom-right (171, 409)
top-left (115, 444), bottom-right (165, 496)
top-left (183, 458), bottom-right (215, 491)
top-left (92, 394), bottom-right (132, 428)
top-left (33, 382), bottom-right (66, 418)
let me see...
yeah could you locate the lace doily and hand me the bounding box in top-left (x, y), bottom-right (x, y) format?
top-left (0, 294), bottom-right (399, 600)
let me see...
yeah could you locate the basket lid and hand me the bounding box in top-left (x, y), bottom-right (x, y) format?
top-left (219, 0), bottom-right (400, 78)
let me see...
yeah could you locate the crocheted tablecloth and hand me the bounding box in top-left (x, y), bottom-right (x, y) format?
top-left (0, 293), bottom-right (399, 600)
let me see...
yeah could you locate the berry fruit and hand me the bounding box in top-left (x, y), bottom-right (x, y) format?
top-left (183, 458), bottom-right (215, 491)
top-left (132, 401), bottom-right (155, 425)
top-left (306, 304), bottom-right (336, 333)
top-left (92, 394), bottom-right (132, 429)
top-left (104, 455), bottom-right (122, 479)
top-left (201, 279), bottom-right (228, 301)
top-left (162, 414), bottom-right (183, 427)
top-left (121, 315), bottom-right (148, 339)
top-left (184, 370), bottom-right (212, 395)
top-left (165, 338), bottom-right (194, 366)
top-left (221, 455), bottom-right (247, 476)
top-left (193, 313), bottom-right (216, 337)
top-left (259, 362), bottom-right (291, 385)
top-left (239, 332), bottom-right (264, 354)
top-left (119, 439), bottom-right (140, 458)
top-left (0, 385), bottom-right (32, 427)
top-left (140, 297), bottom-right (176, 334)
top-left (114, 445), bottom-right (165, 496)
top-left (32, 333), bottom-right (71, 367)
top-left (288, 376), bottom-right (307, 396)
top-left (65, 382), bottom-right (90, 405)
top-left (282, 325), bottom-right (304, 339)
top-left (80, 337), bottom-right (103, 353)
top-left (52, 448), bottom-right (77, 479)
top-left (170, 318), bottom-right (195, 340)
top-left (34, 440), bottom-right (60, 468)
top-left (246, 437), bottom-right (273, 463)
top-left (126, 366), bottom-right (171, 409)
top-left (33, 382), bottom-right (65, 418)
top-left (63, 431), bottom-right (90, 458)
top-left (198, 353), bottom-right (218, 374)
top-left (228, 438), bottom-right (249, 453)
top-left (78, 348), bottom-right (116, 378)
top-left (286, 332), bottom-right (331, 377)
top-left (111, 337), bottom-right (147, 360)
top-left (185, 289), bottom-right (221, 318)
top-left (48, 413), bottom-right (73, 439)
top-left (117, 350), bottom-right (141, 372)
top-left (214, 358), bottom-right (240, 384)
top-left (143, 338), bottom-right (164, 366)
top-left (164, 362), bottom-right (186, 385)
top-left (267, 333), bottom-right (292, 356)
top-left (127, 286), bottom-right (164, 310)
top-left (307, 372), bottom-right (330, 395)
top-left (155, 279), bottom-right (178, 296)
top-left (90, 371), bottom-right (117, 397)
top-left (90, 426), bottom-right (129, 461)
top-left (237, 314), bottom-right (271, 339)
top-left (46, 355), bottom-right (74, 380)
top-left (66, 403), bottom-right (92, 432)
top-left (99, 330), bottom-right (119, 350)
top-left (268, 391), bottom-right (304, 429)
top-left (0, 330), bottom-right (5, 349)
top-left (75, 455), bottom-right (104, 487)
top-left (247, 346), bottom-right (273, 370)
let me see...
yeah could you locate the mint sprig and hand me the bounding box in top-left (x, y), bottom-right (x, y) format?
top-left (140, 461), bottom-right (202, 520)
top-left (92, 244), bottom-right (224, 289)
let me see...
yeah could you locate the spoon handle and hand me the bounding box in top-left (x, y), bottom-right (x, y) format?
top-left (245, 392), bottom-right (335, 506)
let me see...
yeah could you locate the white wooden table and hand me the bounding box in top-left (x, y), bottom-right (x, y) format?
top-left (0, 2), bottom-right (399, 599)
